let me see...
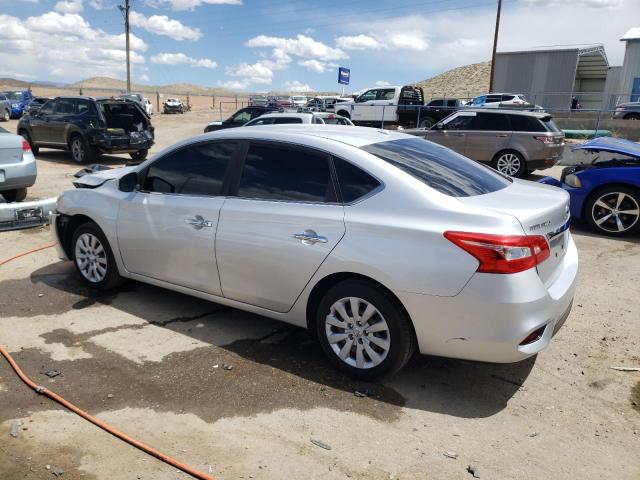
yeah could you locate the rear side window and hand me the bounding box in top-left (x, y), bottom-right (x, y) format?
top-left (237, 144), bottom-right (334, 202)
top-left (143, 142), bottom-right (235, 196)
top-left (475, 113), bottom-right (510, 131)
top-left (361, 138), bottom-right (510, 197)
top-left (334, 158), bottom-right (381, 203)
top-left (272, 117), bottom-right (303, 124)
top-left (509, 114), bottom-right (546, 132)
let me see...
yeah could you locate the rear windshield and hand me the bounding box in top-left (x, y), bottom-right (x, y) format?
top-left (541, 117), bottom-right (561, 133)
top-left (361, 137), bottom-right (511, 197)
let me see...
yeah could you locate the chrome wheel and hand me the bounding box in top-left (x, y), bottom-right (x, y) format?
top-left (75, 233), bottom-right (107, 283)
top-left (325, 297), bottom-right (390, 369)
top-left (71, 138), bottom-right (85, 163)
top-left (591, 191), bottom-right (640, 233)
top-left (496, 153), bottom-right (522, 176)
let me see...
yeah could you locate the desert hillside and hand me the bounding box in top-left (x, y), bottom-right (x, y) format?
top-left (416, 61), bottom-right (490, 99)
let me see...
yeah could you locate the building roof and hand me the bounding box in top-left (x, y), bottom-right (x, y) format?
top-left (621, 26), bottom-right (640, 41)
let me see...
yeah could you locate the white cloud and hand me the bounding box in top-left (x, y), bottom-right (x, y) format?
top-left (336, 32), bottom-right (428, 52)
top-left (298, 59), bottom-right (338, 73)
top-left (151, 52), bottom-right (217, 69)
top-left (335, 34), bottom-right (381, 50)
top-left (129, 12), bottom-right (201, 41)
top-left (88, 0), bottom-right (104, 8)
top-left (225, 61), bottom-right (273, 84)
top-left (0, 12), bottom-right (148, 81)
top-left (375, 80), bottom-right (390, 87)
top-left (54, 0), bottom-right (83, 13)
top-left (139, 73), bottom-right (150, 82)
top-left (3, 71), bottom-right (36, 80)
top-left (284, 80), bottom-right (312, 92)
top-left (246, 34), bottom-right (347, 62)
top-left (522, 0), bottom-right (622, 6)
top-left (147, 0), bottom-right (242, 11)
top-left (220, 79), bottom-right (251, 89)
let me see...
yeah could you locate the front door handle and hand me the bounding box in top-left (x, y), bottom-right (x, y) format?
top-left (293, 230), bottom-right (328, 245)
top-left (186, 215), bottom-right (213, 229)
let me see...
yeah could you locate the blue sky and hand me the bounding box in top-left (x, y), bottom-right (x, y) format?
top-left (0, 0), bottom-right (637, 92)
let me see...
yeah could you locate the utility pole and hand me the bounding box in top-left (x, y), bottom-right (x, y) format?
top-left (489, 0), bottom-right (502, 93)
top-left (119, 0), bottom-right (131, 92)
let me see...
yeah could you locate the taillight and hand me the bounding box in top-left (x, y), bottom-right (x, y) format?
top-left (444, 231), bottom-right (550, 274)
top-left (21, 139), bottom-right (31, 153)
top-left (534, 135), bottom-right (554, 144)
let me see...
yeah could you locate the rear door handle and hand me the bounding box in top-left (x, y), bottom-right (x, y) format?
top-left (186, 215), bottom-right (213, 229)
top-left (293, 230), bottom-right (328, 245)
top-left (496, 133), bottom-right (509, 137)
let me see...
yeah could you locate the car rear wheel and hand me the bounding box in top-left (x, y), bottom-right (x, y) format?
top-left (71, 222), bottom-right (122, 289)
top-left (70, 135), bottom-right (94, 164)
top-left (1, 109), bottom-right (9, 122)
top-left (1, 188), bottom-right (27, 203)
top-left (129, 149), bottom-right (148, 162)
top-left (316, 279), bottom-right (415, 379)
top-left (624, 113), bottom-right (640, 120)
top-left (336, 110), bottom-right (350, 119)
top-left (419, 116), bottom-right (436, 128)
top-left (585, 186), bottom-right (640, 236)
top-left (493, 150), bottom-right (526, 178)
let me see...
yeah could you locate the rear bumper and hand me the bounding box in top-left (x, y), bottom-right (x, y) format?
top-left (0, 153), bottom-right (37, 191)
top-left (527, 144), bottom-right (565, 170)
top-left (396, 234), bottom-right (578, 363)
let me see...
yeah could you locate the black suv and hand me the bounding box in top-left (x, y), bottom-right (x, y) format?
top-left (18, 96), bottom-right (154, 164)
top-left (204, 105), bottom-right (277, 133)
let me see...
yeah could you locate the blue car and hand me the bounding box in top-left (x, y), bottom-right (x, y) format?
top-left (539, 137), bottom-right (640, 236)
top-left (2, 90), bottom-right (34, 118)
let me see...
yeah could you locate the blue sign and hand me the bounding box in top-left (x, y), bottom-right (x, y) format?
top-left (338, 67), bottom-right (350, 85)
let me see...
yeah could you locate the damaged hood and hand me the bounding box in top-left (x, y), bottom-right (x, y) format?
top-left (73, 165), bottom-right (137, 188)
top-left (571, 137), bottom-right (640, 158)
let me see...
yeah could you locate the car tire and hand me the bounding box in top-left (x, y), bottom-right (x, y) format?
top-left (492, 150), bottom-right (526, 178)
top-left (336, 110), bottom-right (350, 119)
top-left (20, 130), bottom-right (39, 155)
top-left (316, 279), bottom-right (415, 380)
top-left (1, 109), bottom-right (9, 122)
top-left (69, 134), bottom-right (94, 165)
top-left (419, 116), bottom-right (436, 128)
top-left (71, 222), bottom-right (123, 290)
top-left (585, 185), bottom-right (640, 237)
top-left (2, 188), bottom-right (27, 203)
top-left (624, 113), bottom-right (640, 120)
top-left (129, 149), bottom-right (148, 162)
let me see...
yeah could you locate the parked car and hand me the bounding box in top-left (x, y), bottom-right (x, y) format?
top-left (467, 93), bottom-right (542, 110)
top-left (249, 95), bottom-right (269, 107)
top-left (23, 97), bottom-right (52, 117)
top-left (274, 96), bottom-right (294, 108)
top-left (415, 98), bottom-right (465, 128)
top-left (0, 94), bottom-right (12, 122)
top-left (539, 137), bottom-right (640, 236)
top-left (307, 96), bottom-right (351, 112)
top-left (403, 109), bottom-right (565, 177)
top-left (51, 126), bottom-right (577, 378)
top-left (291, 95), bottom-right (308, 107)
top-left (203, 105), bottom-right (277, 133)
top-left (2, 90), bottom-right (34, 118)
top-left (143, 97), bottom-right (154, 116)
top-left (0, 126), bottom-right (36, 202)
top-left (118, 93), bottom-right (145, 108)
top-left (18, 96), bottom-right (154, 164)
top-left (243, 111), bottom-right (354, 126)
top-left (163, 98), bottom-right (185, 114)
top-left (612, 102), bottom-right (640, 120)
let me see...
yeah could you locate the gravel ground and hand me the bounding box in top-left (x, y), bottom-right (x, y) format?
top-left (0, 113), bottom-right (639, 480)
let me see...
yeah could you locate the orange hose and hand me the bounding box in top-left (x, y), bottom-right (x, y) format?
top-left (0, 243), bottom-right (56, 266)
top-left (0, 244), bottom-right (216, 480)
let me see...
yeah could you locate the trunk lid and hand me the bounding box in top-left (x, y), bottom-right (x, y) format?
top-left (457, 179), bottom-right (571, 285)
top-left (0, 133), bottom-right (24, 166)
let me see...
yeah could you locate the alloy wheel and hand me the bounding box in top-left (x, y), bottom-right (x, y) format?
top-left (591, 191), bottom-right (640, 233)
top-left (71, 138), bottom-right (85, 163)
top-left (2, 110), bottom-right (9, 121)
top-left (496, 153), bottom-right (521, 176)
top-left (325, 297), bottom-right (390, 369)
top-left (75, 233), bottom-right (108, 283)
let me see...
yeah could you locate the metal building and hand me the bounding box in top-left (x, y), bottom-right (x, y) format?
top-left (493, 44), bottom-right (609, 110)
top-left (619, 27), bottom-right (640, 102)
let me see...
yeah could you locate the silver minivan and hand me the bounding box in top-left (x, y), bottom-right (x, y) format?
top-left (405, 109), bottom-right (565, 177)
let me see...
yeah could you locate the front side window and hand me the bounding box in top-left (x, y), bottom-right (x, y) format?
top-left (230, 109), bottom-right (252, 124)
top-left (357, 90), bottom-right (377, 103)
top-left (246, 117), bottom-right (275, 126)
top-left (143, 142), bottom-right (236, 196)
top-left (475, 113), bottom-right (510, 131)
top-left (237, 144), bottom-right (333, 202)
top-left (471, 95), bottom-right (486, 105)
top-left (39, 100), bottom-right (55, 115)
top-left (361, 138), bottom-right (510, 197)
top-left (443, 114), bottom-right (475, 130)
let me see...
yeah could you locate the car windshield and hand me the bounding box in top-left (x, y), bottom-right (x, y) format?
top-left (4, 92), bottom-right (23, 100)
top-left (361, 137), bottom-right (511, 197)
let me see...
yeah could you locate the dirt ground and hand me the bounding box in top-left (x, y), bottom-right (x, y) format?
top-left (1, 113), bottom-right (639, 480)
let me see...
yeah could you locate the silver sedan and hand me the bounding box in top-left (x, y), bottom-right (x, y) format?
top-left (0, 126), bottom-right (36, 202)
top-left (52, 126), bottom-right (578, 378)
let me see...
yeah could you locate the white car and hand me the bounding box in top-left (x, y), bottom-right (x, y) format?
top-left (291, 95), bottom-right (308, 107)
top-left (243, 111), bottom-right (354, 126)
top-left (467, 93), bottom-right (543, 110)
top-left (143, 97), bottom-right (153, 116)
top-left (51, 126), bottom-right (577, 378)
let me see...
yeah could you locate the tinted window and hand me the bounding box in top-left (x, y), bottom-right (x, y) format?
top-left (76, 99), bottom-right (94, 115)
top-left (230, 109), bottom-right (252, 124)
top-left (246, 117), bottom-right (275, 126)
top-left (471, 95), bottom-right (486, 105)
top-left (485, 95), bottom-right (501, 103)
top-left (54, 99), bottom-right (75, 115)
top-left (444, 114), bottom-right (474, 130)
top-left (273, 117), bottom-right (303, 124)
top-left (143, 142), bottom-right (235, 196)
top-left (39, 100), bottom-right (55, 115)
top-left (237, 144), bottom-right (333, 202)
top-left (541, 117), bottom-right (561, 133)
top-left (357, 90), bottom-right (377, 103)
top-left (509, 114), bottom-right (546, 132)
top-left (428, 100), bottom-right (444, 107)
top-left (378, 89), bottom-right (396, 100)
top-left (475, 113), bottom-right (510, 131)
top-left (502, 95), bottom-right (515, 101)
top-left (361, 138), bottom-right (510, 197)
top-left (334, 158), bottom-right (381, 203)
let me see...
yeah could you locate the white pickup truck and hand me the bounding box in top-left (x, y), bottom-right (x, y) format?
top-left (334, 85), bottom-right (426, 127)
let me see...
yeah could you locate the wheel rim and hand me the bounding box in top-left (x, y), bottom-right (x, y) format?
top-left (496, 153), bottom-right (521, 176)
top-left (72, 139), bottom-right (84, 162)
top-left (325, 297), bottom-right (390, 369)
top-left (75, 233), bottom-right (107, 283)
top-left (591, 191), bottom-right (640, 233)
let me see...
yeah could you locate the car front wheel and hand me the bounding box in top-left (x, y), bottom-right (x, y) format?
top-left (316, 279), bottom-right (415, 379)
top-left (585, 186), bottom-right (640, 236)
top-left (71, 222), bottom-right (122, 289)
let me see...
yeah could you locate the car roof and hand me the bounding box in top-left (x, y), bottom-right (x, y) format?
top-left (461, 108), bottom-right (549, 118)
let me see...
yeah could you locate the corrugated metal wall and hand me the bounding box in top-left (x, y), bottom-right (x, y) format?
top-left (603, 66), bottom-right (622, 108)
top-left (620, 41), bottom-right (640, 102)
top-left (494, 50), bottom-right (579, 109)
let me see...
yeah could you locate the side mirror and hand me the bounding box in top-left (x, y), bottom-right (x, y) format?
top-left (119, 172), bottom-right (139, 192)
top-left (435, 122), bottom-right (444, 130)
